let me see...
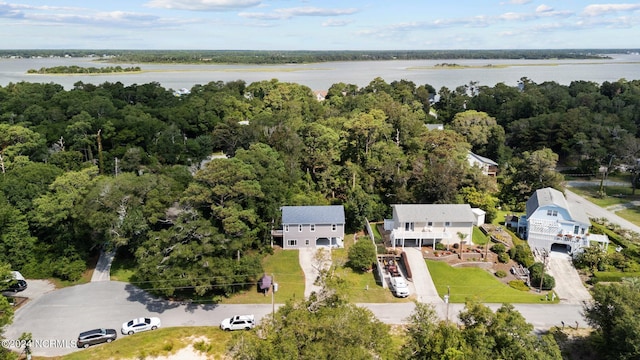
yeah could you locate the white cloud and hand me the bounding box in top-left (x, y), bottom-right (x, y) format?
top-left (322, 18), bottom-right (350, 27)
top-left (582, 3), bottom-right (640, 17)
top-left (536, 4), bottom-right (553, 13)
top-left (239, 6), bottom-right (358, 20)
top-left (145, 0), bottom-right (261, 11)
top-left (504, 0), bottom-right (532, 4)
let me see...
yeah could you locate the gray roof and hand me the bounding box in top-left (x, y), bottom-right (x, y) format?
top-left (392, 204), bottom-right (476, 223)
top-left (468, 151), bottom-right (498, 166)
top-left (526, 187), bottom-right (590, 224)
top-left (282, 205), bottom-right (345, 224)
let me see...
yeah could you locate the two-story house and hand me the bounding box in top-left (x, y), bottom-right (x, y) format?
top-left (384, 204), bottom-right (477, 249)
top-left (279, 205), bottom-right (345, 249)
top-left (525, 187), bottom-right (607, 254)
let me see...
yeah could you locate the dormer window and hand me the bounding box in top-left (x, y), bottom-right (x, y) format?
top-left (310, 224), bottom-right (315, 232)
top-left (298, 224), bottom-right (303, 232)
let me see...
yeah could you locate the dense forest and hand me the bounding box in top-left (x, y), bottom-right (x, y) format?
top-left (1, 72), bottom-right (640, 358)
top-left (0, 75), bottom-right (639, 288)
top-left (0, 49), bottom-right (628, 64)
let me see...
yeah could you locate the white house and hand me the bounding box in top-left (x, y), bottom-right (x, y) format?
top-left (384, 204), bottom-right (476, 249)
top-left (278, 205), bottom-right (345, 249)
top-left (525, 187), bottom-right (608, 255)
top-left (467, 151), bottom-right (498, 177)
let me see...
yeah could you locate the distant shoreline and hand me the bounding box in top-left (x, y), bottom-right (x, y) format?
top-left (2, 49), bottom-right (635, 65)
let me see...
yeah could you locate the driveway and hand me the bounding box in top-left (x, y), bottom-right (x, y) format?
top-left (404, 248), bottom-right (443, 303)
top-left (298, 247), bottom-right (330, 297)
top-left (545, 251), bottom-right (592, 305)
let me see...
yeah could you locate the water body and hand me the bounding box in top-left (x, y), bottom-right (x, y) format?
top-left (1, 54), bottom-right (640, 92)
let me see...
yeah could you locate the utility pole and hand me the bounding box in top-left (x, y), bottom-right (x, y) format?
top-left (444, 285), bottom-right (450, 324)
top-left (271, 273), bottom-right (276, 319)
top-left (539, 250), bottom-right (547, 293)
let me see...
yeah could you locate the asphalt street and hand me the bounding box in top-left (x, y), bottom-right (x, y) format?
top-left (4, 280), bottom-right (587, 357)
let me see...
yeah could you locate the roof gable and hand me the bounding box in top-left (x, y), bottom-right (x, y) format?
top-left (282, 205), bottom-right (345, 224)
top-left (526, 187), bottom-right (590, 224)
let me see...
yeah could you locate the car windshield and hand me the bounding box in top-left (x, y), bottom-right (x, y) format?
top-left (144, 318), bottom-right (150, 324)
top-left (127, 320), bottom-right (134, 326)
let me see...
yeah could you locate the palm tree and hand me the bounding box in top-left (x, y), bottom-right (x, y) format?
top-left (457, 232), bottom-right (468, 259)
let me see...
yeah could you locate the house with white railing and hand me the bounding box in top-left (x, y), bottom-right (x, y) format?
top-left (384, 204), bottom-right (478, 249)
top-left (524, 187), bottom-right (608, 255)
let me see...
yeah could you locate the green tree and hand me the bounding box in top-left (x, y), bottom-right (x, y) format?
top-left (584, 281), bottom-right (640, 360)
top-left (229, 292), bottom-right (396, 359)
top-left (347, 237), bottom-right (377, 272)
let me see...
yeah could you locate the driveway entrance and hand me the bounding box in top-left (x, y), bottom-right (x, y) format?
top-left (545, 251), bottom-right (592, 304)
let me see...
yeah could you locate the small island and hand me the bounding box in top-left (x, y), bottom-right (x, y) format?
top-left (27, 65), bottom-right (141, 74)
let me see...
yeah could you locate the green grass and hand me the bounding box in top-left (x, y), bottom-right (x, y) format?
top-left (221, 248), bottom-right (305, 304)
top-left (426, 260), bottom-right (555, 303)
top-left (59, 326), bottom-right (232, 360)
top-left (331, 248), bottom-right (407, 303)
top-left (473, 226), bottom-right (489, 245)
top-left (616, 206), bottom-right (640, 226)
top-left (109, 255), bottom-right (136, 283)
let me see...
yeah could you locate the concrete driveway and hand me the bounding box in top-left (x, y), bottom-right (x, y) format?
top-left (404, 248), bottom-right (443, 303)
top-left (546, 251), bottom-right (592, 304)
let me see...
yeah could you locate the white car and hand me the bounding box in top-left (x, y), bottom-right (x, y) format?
top-left (390, 277), bottom-right (410, 298)
top-left (220, 315), bottom-right (255, 331)
top-left (121, 317), bottom-right (161, 335)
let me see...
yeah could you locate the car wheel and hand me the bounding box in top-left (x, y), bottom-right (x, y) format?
top-left (106, 339), bottom-right (113, 343)
top-left (83, 343), bottom-right (90, 348)
top-left (151, 326), bottom-right (157, 330)
top-left (224, 328), bottom-right (230, 331)
top-left (244, 327), bottom-right (251, 330)
top-left (127, 331), bottom-right (134, 335)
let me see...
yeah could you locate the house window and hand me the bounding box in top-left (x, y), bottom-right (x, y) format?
top-left (445, 222), bottom-right (451, 227)
top-left (553, 210), bottom-right (558, 216)
top-left (574, 225), bottom-right (580, 234)
top-left (298, 224), bottom-right (303, 232)
top-left (405, 222), bottom-right (414, 231)
top-left (547, 210), bottom-right (558, 216)
top-left (288, 239), bottom-right (297, 247)
top-left (547, 210), bottom-right (552, 216)
top-left (310, 224), bottom-right (315, 232)
top-left (305, 239), bottom-right (310, 246)
top-left (284, 225), bottom-right (289, 232)
top-left (331, 224), bottom-right (337, 231)
top-left (427, 222), bottom-right (433, 227)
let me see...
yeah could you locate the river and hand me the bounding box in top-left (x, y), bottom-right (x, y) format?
top-left (1, 54), bottom-right (640, 92)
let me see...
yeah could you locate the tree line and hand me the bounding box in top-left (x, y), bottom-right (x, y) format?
top-left (0, 76), bottom-right (638, 290)
top-left (1, 73), bottom-right (640, 358)
top-left (26, 65), bottom-right (141, 74)
top-left (0, 49), bottom-right (621, 64)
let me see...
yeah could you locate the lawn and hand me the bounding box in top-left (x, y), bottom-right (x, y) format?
top-left (59, 326), bottom-right (231, 360)
top-left (426, 260), bottom-right (554, 304)
top-left (221, 248), bottom-right (305, 304)
top-left (331, 248), bottom-right (408, 303)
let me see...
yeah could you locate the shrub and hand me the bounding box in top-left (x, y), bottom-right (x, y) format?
top-left (508, 280), bottom-right (530, 291)
top-left (529, 262), bottom-right (556, 290)
top-left (347, 237), bottom-right (377, 272)
top-left (491, 243), bottom-right (506, 254)
top-left (510, 244), bottom-right (535, 268)
top-left (497, 252), bottom-right (510, 263)
top-left (435, 242), bottom-right (446, 251)
top-left (495, 270), bottom-right (507, 278)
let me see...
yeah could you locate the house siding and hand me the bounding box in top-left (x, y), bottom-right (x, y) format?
top-left (525, 188), bottom-right (592, 254)
top-left (280, 205), bottom-right (345, 249)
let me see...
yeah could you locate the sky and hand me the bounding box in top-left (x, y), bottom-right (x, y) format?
top-left (0, 1), bottom-right (639, 50)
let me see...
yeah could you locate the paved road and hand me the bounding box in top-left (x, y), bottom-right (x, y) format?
top-left (4, 280), bottom-right (587, 357)
top-left (564, 188), bottom-right (640, 234)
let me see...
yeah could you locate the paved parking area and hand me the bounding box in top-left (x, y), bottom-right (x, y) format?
top-left (404, 248), bottom-right (443, 303)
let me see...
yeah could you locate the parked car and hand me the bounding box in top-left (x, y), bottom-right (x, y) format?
top-left (121, 317), bottom-right (161, 335)
top-left (220, 314), bottom-right (255, 331)
top-left (77, 328), bottom-right (117, 348)
top-left (390, 276), bottom-right (410, 298)
top-left (2, 271), bottom-right (27, 292)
